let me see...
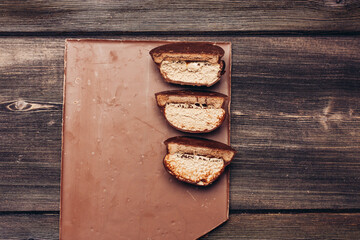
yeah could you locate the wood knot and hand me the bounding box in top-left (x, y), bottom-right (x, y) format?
top-left (14, 100), bottom-right (31, 111)
top-left (0, 99), bottom-right (62, 113)
top-left (6, 100), bottom-right (32, 111)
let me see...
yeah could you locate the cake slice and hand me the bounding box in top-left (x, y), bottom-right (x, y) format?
top-left (164, 136), bottom-right (236, 186)
top-left (155, 90), bottom-right (227, 133)
top-left (150, 42), bottom-right (225, 87)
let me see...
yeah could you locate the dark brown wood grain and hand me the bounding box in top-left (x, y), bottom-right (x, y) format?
top-left (0, 37), bottom-right (359, 212)
top-left (202, 212), bottom-right (360, 239)
top-left (0, 213), bottom-right (59, 240)
top-left (0, 39), bottom-right (63, 211)
top-left (0, 1), bottom-right (360, 33)
top-left (0, 101), bottom-right (62, 211)
top-left (1, 212), bottom-right (359, 239)
top-left (229, 36), bottom-right (360, 209)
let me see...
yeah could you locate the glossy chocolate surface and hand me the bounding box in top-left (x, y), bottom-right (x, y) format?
top-left (61, 40), bottom-right (231, 239)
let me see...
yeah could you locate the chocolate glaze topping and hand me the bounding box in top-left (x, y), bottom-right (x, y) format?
top-left (165, 136), bottom-right (236, 153)
top-left (150, 42), bottom-right (225, 58)
top-left (155, 89), bottom-right (228, 99)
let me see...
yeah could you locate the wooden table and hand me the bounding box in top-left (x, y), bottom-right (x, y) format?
top-left (1, 1), bottom-right (360, 239)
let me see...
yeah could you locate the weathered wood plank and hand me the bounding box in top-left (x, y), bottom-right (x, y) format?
top-left (0, 110), bottom-right (62, 164)
top-left (0, 213), bottom-right (59, 240)
top-left (0, 38), bottom-right (63, 102)
top-left (229, 36), bottom-right (360, 209)
top-left (0, 185), bottom-right (59, 211)
top-left (1, 212), bottom-right (359, 240)
top-left (203, 213), bottom-right (360, 239)
top-left (0, 39), bottom-right (63, 211)
top-left (0, 37), bottom-right (359, 211)
top-left (0, 1), bottom-right (360, 33)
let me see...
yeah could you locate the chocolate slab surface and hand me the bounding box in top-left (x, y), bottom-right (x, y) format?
top-left (61, 40), bottom-right (231, 240)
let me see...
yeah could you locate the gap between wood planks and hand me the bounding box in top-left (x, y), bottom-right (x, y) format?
top-left (1, 209), bottom-right (360, 216)
top-left (0, 31), bottom-right (360, 37)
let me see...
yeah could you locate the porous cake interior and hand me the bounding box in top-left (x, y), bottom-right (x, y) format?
top-left (164, 103), bottom-right (225, 132)
top-left (160, 60), bottom-right (221, 85)
top-left (165, 153), bottom-right (224, 185)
